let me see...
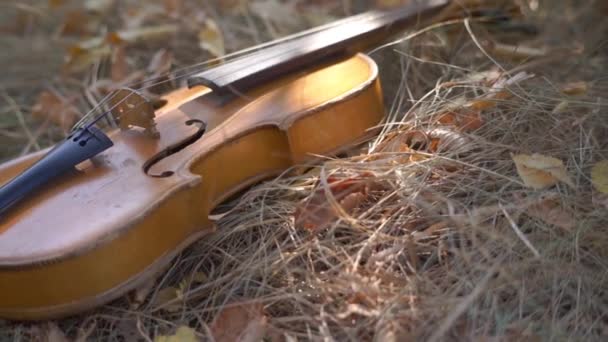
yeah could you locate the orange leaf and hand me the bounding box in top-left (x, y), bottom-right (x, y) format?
top-left (561, 81), bottom-right (588, 96)
top-left (210, 302), bottom-right (268, 342)
top-left (31, 91), bottom-right (80, 130)
top-left (58, 10), bottom-right (94, 36)
top-left (459, 110), bottom-right (483, 131)
top-left (437, 111), bottom-right (457, 125)
top-left (467, 99), bottom-right (497, 111)
top-left (294, 173), bottom-right (376, 233)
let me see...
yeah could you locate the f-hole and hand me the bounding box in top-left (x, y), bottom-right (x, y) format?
top-left (143, 119), bottom-right (206, 178)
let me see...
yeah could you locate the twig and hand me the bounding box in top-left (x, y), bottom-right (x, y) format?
top-left (499, 203), bottom-right (541, 258)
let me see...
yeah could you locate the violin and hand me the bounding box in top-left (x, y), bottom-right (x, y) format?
top-left (0, 0), bottom-right (517, 320)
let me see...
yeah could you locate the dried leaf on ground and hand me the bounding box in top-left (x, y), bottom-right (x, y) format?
top-left (526, 195), bottom-right (575, 231)
top-left (561, 81), bottom-right (588, 95)
top-left (512, 153), bottom-right (574, 189)
top-left (63, 45), bottom-right (111, 73)
top-left (31, 90), bottom-right (80, 130)
top-left (154, 326), bottom-right (198, 342)
top-left (437, 109), bottom-right (483, 132)
top-left (198, 18), bottom-right (225, 58)
top-left (294, 173), bottom-right (378, 233)
top-left (152, 286), bottom-right (183, 312)
top-left (591, 160), bottom-right (608, 194)
top-left (59, 10), bottom-right (97, 36)
top-left (552, 100), bottom-right (569, 114)
top-left (210, 302), bottom-right (268, 342)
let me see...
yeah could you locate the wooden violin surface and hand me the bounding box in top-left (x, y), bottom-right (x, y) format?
top-left (0, 53), bottom-right (384, 320)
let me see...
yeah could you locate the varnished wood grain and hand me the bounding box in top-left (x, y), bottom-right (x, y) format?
top-left (0, 53), bottom-right (384, 320)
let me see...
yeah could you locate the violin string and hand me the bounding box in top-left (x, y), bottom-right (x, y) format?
top-left (81, 3), bottom-right (450, 128)
top-left (76, 2), bottom-right (495, 136)
top-left (74, 8), bottom-right (388, 131)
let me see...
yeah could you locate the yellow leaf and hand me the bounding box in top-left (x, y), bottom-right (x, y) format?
top-left (63, 44), bottom-right (111, 73)
top-left (591, 160), bottom-right (608, 194)
top-left (210, 302), bottom-right (268, 342)
top-left (153, 286), bottom-right (183, 312)
top-left (192, 272), bottom-right (207, 283)
top-left (512, 153), bottom-right (574, 189)
top-left (198, 19), bottom-right (224, 58)
top-left (154, 326), bottom-right (198, 342)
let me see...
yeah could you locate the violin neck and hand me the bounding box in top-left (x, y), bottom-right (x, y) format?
top-left (187, 0), bottom-right (450, 98)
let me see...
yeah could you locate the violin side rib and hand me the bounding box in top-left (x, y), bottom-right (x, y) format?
top-left (0, 53), bottom-right (384, 320)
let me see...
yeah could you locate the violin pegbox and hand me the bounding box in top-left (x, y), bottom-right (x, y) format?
top-left (108, 88), bottom-right (160, 139)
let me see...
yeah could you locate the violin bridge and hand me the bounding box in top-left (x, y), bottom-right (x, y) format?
top-left (108, 88), bottom-right (160, 139)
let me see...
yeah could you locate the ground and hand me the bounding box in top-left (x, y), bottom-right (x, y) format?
top-left (0, 0), bottom-right (607, 341)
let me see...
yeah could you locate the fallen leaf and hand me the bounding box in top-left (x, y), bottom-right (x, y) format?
top-left (512, 153), bottom-right (574, 189)
top-left (427, 127), bottom-right (472, 154)
top-left (210, 302), bottom-right (268, 342)
top-left (152, 286), bottom-right (183, 312)
top-left (436, 109), bottom-right (483, 132)
top-left (154, 326), bottom-right (198, 342)
top-left (191, 271), bottom-right (207, 283)
top-left (561, 81), bottom-right (588, 96)
top-left (526, 195), bottom-right (575, 231)
top-left (295, 173), bottom-right (378, 233)
top-left (552, 100), bottom-right (569, 114)
top-left (63, 44), bottom-right (111, 73)
top-left (466, 99), bottom-right (497, 111)
top-left (458, 110), bottom-right (483, 131)
top-left (198, 18), bottom-right (225, 58)
top-left (31, 90), bottom-right (80, 130)
top-left (58, 10), bottom-right (97, 36)
top-left (591, 160), bottom-right (608, 194)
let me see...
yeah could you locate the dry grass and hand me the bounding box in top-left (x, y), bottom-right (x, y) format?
top-left (1, 0), bottom-right (607, 341)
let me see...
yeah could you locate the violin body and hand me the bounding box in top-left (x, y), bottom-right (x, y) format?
top-left (0, 0), bottom-right (514, 320)
top-left (0, 53), bottom-right (384, 320)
